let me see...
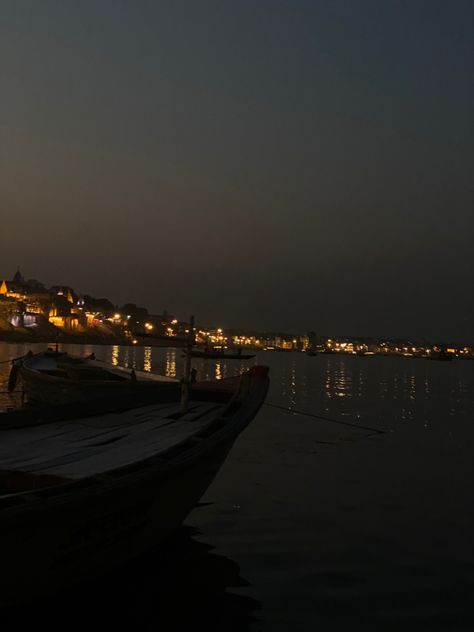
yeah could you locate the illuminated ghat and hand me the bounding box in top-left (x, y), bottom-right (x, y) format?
top-left (0, 268), bottom-right (472, 358)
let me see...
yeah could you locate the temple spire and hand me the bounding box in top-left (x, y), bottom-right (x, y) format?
top-left (13, 266), bottom-right (24, 285)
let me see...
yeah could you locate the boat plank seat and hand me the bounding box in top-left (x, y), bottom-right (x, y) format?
top-left (0, 402), bottom-right (190, 454)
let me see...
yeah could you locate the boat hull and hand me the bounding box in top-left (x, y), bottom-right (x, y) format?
top-left (0, 367), bottom-right (269, 604)
top-left (0, 434), bottom-right (235, 604)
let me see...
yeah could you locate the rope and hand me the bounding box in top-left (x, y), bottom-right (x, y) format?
top-left (264, 402), bottom-right (385, 434)
top-left (0, 354), bottom-right (27, 365)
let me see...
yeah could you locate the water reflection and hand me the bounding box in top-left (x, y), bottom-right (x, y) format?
top-left (2, 526), bottom-right (260, 631)
top-left (111, 345), bottom-right (120, 367)
top-left (165, 349), bottom-right (177, 378)
top-left (424, 377), bottom-right (430, 398)
top-left (289, 361), bottom-right (297, 408)
top-left (324, 359), bottom-right (353, 399)
top-left (123, 347), bottom-right (130, 369)
top-left (263, 351), bottom-right (473, 432)
top-left (131, 347), bottom-right (137, 369)
top-left (143, 346), bottom-right (152, 373)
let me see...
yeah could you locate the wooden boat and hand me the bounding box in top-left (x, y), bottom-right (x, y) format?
top-left (187, 348), bottom-right (256, 360)
top-left (9, 350), bottom-right (181, 407)
top-left (428, 350), bottom-right (453, 362)
top-left (132, 332), bottom-right (188, 347)
top-left (0, 364), bottom-right (269, 604)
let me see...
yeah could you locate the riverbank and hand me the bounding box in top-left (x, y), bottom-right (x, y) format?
top-left (0, 330), bottom-right (190, 348)
top-left (0, 330), bottom-right (129, 346)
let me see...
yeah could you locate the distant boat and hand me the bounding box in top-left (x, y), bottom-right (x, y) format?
top-left (306, 349), bottom-right (318, 356)
top-left (429, 349), bottom-right (453, 362)
top-left (132, 332), bottom-right (188, 347)
top-left (0, 364), bottom-right (269, 603)
top-left (187, 348), bottom-right (255, 360)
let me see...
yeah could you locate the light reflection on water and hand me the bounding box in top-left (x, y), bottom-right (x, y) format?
top-left (111, 345), bottom-right (119, 366)
top-left (143, 346), bottom-right (152, 373)
top-left (165, 349), bottom-right (176, 378)
top-left (262, 352), bottom-right (473, 434)
top-left (0, 343), bottom-right (473, 431)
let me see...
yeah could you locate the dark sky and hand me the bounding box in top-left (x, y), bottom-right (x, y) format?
top-left (1, 0), bottom-right (473, 341)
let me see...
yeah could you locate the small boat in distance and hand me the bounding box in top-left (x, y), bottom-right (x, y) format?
top-left (428, 348), bottom-right (453, 361)
top-left (187, 347), bottom-right (255, 360)
top-left (0, 364), bottom-right (269, 604)
top-left (132, 332), bottom-right (188, 347)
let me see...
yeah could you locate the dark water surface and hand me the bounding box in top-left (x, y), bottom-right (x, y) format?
top-left (1, 343), bottom-right (474, 630)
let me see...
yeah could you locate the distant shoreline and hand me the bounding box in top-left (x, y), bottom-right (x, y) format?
top-left (0, 332), bottom-right (187, 348)
top-left (1, 332), bottom-right (472, 359)
top-left (0, 332), bottom-right (129, 346)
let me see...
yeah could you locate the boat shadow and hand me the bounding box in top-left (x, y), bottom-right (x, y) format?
top-left (4, 525), bottom-right (261, 631)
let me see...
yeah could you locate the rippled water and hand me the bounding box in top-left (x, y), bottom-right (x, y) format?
top-left (1, 342), bottom-right (474, 630)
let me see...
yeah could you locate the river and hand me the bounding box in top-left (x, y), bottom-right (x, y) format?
top-left (1, 342), bottom-right (473, 631)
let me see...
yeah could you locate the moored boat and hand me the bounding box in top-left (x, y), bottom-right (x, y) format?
top-left (0, 364), bottom-right (269, 604)
top-left (427, 349), bottom-right (453, 361)
top-left (9, 349), bottom-right (181, 407)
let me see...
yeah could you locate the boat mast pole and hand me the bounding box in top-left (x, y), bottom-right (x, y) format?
top-left (180, 314), bottom-right (195, 413)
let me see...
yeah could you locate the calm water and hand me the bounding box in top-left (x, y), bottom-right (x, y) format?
top-left (1, 342), bottom-right (474, 631)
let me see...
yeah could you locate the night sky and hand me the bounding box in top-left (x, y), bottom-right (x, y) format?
top-left (1, 0), bottom-right (472, 341)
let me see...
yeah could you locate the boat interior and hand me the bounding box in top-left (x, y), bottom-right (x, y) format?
top-left (0, 395), bottom-right (238, 498)
top-left (22, 352), bottom-right (177, 383)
